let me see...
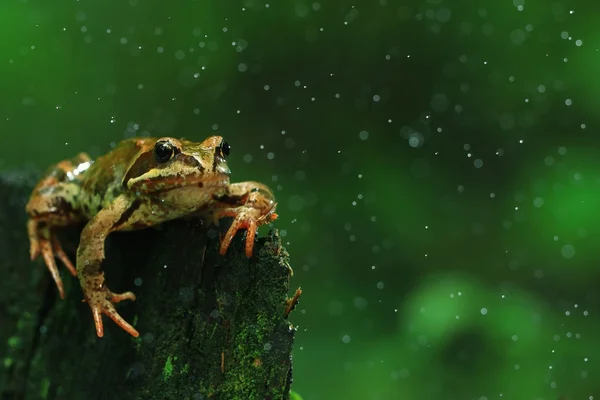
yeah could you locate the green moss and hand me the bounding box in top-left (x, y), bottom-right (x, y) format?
top-left (16, 312), bottom-right (32, 330)
top-left (7, 336), bottom-right (21, 349)
top-left (3, 357), bottom-right (13, 368)
top-left (134, 336), bottom-right (142, 354)
top-left (40, 378), bottom-right (50, 399)
top-left (163, 356), bottom-right (178, 382)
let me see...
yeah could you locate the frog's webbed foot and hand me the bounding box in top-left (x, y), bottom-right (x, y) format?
top-left (85, 286), bottom-right (139, 338)
top-left (27, 220), bottom-right (77, 299)
top-left (217, 186), bottom-right (278, 257)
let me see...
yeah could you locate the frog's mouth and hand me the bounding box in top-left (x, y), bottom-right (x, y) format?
top-left (128, 169), bottom-right (230, 194)
top-left (157, 174), bottom-right (230, 192)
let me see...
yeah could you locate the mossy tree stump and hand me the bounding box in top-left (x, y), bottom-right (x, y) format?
top-left (0, 170), bottom-right (299, 400)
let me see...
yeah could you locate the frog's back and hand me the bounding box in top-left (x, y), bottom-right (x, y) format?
top-left (78, 138), bottom-right (145, 217)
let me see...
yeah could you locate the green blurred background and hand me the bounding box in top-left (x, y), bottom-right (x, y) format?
top-left (2, 0), bottom-right (599, 399)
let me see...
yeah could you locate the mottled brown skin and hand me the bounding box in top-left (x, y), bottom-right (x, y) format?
top-left (26, 136), bottom-right (278, 338)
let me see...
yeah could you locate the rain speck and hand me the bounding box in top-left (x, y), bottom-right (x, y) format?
top-left (561, 244), bottom-right (575, 259)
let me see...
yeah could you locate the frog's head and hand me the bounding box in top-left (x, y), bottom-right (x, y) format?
top-left (124, 136), bottom-right (231, 193)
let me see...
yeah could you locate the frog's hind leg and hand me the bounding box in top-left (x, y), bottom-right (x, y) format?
top-left (26, 152), bottom-right (89, 298)
top-left (28, 219), bottom-right (77, 299)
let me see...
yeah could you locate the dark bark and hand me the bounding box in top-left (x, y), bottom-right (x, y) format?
top-left (0, 169), bottom-right (299, 400)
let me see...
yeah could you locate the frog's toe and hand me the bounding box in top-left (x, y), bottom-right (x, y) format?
top-left (27, 220), bottom-right (41, 260)
top-left (39, 238), bottom-right (66, 299)
top-left (105, 306), bottom-right (139, 338)
top-left (220, 214), bottom-right (258, 257)
top-left (110, 291), bottom-right (137, 303)
top-left (29, 240), bottom-right (40, 261)
top-left (91, 305), bottom-right (104, 337)
top-left (51, 235), bottom-right (76, 276)
top-left (243, 220), bottom-right (258, 257)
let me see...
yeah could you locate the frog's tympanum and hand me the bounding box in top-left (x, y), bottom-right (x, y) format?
top-left (26, 136), bottom-right (278, 338)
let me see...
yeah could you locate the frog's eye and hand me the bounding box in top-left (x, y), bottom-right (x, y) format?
top-left (154, 140), bottom-right (175, 163)
top-left (218, 140), bottom-right (231, 159)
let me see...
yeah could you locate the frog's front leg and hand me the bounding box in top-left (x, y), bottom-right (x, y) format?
top-left (77, 195), bottom-right (139, 338)
top-left (214, 181), bottom-right (278, 257)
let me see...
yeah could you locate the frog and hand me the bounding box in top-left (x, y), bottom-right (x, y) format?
top-left (26, 136), bottom-right (278, 338)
